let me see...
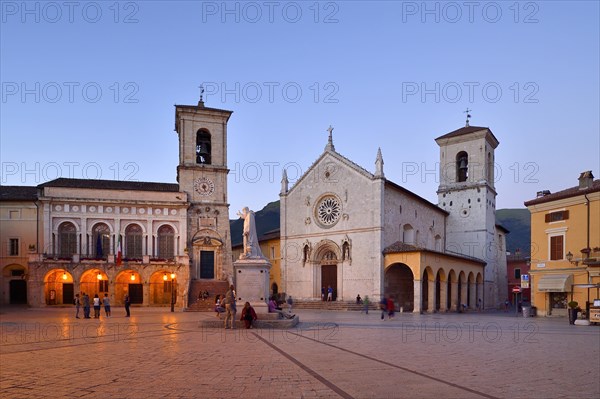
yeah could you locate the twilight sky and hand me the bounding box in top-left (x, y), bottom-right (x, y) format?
top-left (1, 1), bottom-right (598, 217)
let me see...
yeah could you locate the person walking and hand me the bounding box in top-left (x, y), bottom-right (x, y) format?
top-left (103, 293), bottom-right (111, 317)
top-left (93, 294), bottom-right (101, 318)
top-left (327, 285), bottom-right (333, 301)
top-left (124, 294), bottom-right (131, 317)
top-left (82, 293), bottom-right (91, 319)
top-left (74, 293), bottom-right (81, 318)
top-left (241, 302), bottom-right (258, 329)
top-left (387, 295), bottom-right (395, 320)
top-left (224, 284), bottom-right (237, 329)
top-left (380, 296), bottom-right (387, 320)
top-left (321, 286), bottom-right (325, 301)
top-left (363, 295), bottom-right (370, 314)
top-left (286, 296), bottom-right (294, 313)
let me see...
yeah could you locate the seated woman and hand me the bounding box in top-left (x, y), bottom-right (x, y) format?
top-left (240, 302), bottom-right (258, 329)
top-left (214, 294), bottom-right (225, 317)
top-left (268, 297), bottom-right (294, 319)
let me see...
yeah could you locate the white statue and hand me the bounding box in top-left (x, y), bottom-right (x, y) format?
top-left (237, 207), bottom-right (264, 259)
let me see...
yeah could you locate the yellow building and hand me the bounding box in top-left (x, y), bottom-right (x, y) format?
top-left (525, 171), bottom-right (600, 317)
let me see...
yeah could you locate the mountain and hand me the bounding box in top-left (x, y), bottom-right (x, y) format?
top-left (230, 202), bottom-right (531, 256)
top-left (230, 201), bottom-right (281, 247)
top-left (496, 208), bottom-right (531, 256)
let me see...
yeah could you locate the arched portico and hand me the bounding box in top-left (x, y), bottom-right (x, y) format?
top-left (384, 263), bottom-right (414, 312)
top-left (43, 269), bottom-right (74, 305)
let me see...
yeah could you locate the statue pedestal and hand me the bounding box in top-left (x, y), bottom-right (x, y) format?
top-left (233, 256), bottom-right (271, 314)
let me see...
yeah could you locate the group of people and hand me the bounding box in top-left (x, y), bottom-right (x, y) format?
top-left (321, 285), bottom-right (334, 301)
top-left (379, 295), bottom-right (396, 320)
top-left (74, 293), bottom-right (131, 319)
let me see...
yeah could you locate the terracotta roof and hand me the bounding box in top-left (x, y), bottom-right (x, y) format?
top-left (38, 178), bottom-right (180, 192)
top-left (435, 125), bottom-right (490, 140)
top-left (383, 241), bottom-right (486, 265)
top-left (524, 180), bottom-right (600, 206)
top-left (0, 186), bottom-right (38, 201)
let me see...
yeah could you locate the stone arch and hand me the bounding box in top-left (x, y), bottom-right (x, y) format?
top-left (458, 271), bottom-right (467, 310)
top-left (192, 229), bottom-right (224, 280)
top-left (196, 128), bottom-right (212, 164)
top-left (157, 225), bottom-right (176, 259)
top-left (80, 268), bottom-right (109, 299)
top-left (448, 269), bottom-right (458, 311)
top-left (313, 240), bottom-right (341, 301)
top-left (435, 268), bottom-right (447, 311)
top-left (115, 270), bottom-right (143, 305)
top-left (149, 270), bottom-right (177, 305)
top-left (456, 151), bottom-right (468, 182)
top-left (90, 222), bottom-right (111, 259)
top-left (43, 269), bottom-right (74, 305)
top-left (57, 221), bottom-right (78, 257)
top-left (468, 272), bottom-right (476, 309)
top-left (312, 239), bottom-right (341, 262)
top-left (422, 267), bottom-right (435, 312)
top-left (476, 272), bottom-right (484, 309)
top-left (385, 263), bottom-right (414, 312)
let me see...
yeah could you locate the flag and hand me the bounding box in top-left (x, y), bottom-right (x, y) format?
top-left (116, 235), bottom-right (122, 266)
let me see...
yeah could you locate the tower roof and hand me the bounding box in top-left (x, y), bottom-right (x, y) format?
top-left (435, 125), bottom-right (499, 148)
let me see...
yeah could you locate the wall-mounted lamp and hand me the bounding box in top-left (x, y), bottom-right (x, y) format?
top-left (62, 271), bottom-right (67, 280)
top-left (163, 272), bottom-right (167, 281)
top-left (130, 273), bottom-right (135, 281)
top-left (566, 252), bottom-right (579, 266)
top-left (97, 272), bottom-right (103, 280)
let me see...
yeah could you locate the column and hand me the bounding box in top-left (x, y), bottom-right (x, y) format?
top-left (439, 279), bottom-right (448, 311)
top-left (451, 281), bottom-right (459, 311)
top-left (413, 279), bottom-right (422, 313)
top-left (428, 279), bottom-right (436, 313)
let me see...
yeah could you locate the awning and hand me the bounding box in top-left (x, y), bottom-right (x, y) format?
top-left (537, 274), bottom-right (573, 292)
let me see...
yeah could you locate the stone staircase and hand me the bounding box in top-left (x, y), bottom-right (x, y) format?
top-left (185, 280), bottom-right (229, 312)
top-left (292, 300), bottom-right (378, 312)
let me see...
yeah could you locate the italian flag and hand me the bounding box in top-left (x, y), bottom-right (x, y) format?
top-left (116, 235), bottom-right (122, 266)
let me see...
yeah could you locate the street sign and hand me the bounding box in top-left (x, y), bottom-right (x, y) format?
top-left (521, 274), bottom-right (530, 289)
top-left (512, 286), bottom-right (521, 293)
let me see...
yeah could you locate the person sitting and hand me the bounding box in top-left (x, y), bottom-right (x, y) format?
top-left (240, 302), bottom-right (258, 329)
top-left (214, 295), bottom-right (225, 317)
top-left (356, 294), bottom-right (362, 304)
top-left (268, 297), bottom-right (294, 319)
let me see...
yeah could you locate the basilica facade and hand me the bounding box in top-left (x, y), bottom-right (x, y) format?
top-left (279, 125), bottom-right (508, 311)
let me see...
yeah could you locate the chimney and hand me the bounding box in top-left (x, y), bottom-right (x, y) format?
top-left (578, 171), bottom-right (594, 190)
top-left (536, 190), bottom-right (551, 198)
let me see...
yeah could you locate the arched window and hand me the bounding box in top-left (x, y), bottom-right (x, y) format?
top-left (403, 224), bottom-right (415, 245)
top-left (92, 223), bottom-right (110, 259)
top-left (58, 222), bottom-right (77, 257)
top-left (456, 151), bottom-right (468, 182)
top-left (196, 130), bottom-right (211, 164)
top-left (125, 224), bottom-right (143, 259)
top-left (157, 225), bottom-right (175, 259)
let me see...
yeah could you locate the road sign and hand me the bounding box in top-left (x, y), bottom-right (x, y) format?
top-left (512, 286), bottom-right (521, 293)
top-left (521, 274), bottom-right (530, 288)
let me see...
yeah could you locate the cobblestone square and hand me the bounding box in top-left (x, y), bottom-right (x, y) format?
top-left (1, 308), bottom-right (598, 399)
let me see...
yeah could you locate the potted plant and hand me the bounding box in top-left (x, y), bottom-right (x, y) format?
top-left (568, 301), bottom-right (579, 324)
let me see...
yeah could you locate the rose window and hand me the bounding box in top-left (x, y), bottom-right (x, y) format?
top-left (316, 196), bottom-right (341, 227)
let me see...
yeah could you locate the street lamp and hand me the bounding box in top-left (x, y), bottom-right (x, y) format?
top-left (566, 251), bottom-right (579, 265)
top-left (170, 272), bottom-right (176, 312)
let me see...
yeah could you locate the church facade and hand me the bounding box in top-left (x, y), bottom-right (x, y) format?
top-left (280, 126), bottom-right (507, 311)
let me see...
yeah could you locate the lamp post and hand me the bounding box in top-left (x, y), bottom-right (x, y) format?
top-left (170, 272), bottom-right (176, 312)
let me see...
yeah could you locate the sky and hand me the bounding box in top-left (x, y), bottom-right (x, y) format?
top-left (1, 1), bottom-right (599, 218)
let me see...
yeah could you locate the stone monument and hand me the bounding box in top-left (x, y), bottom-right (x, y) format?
top-left (233, 207), bottom-right (271, 314)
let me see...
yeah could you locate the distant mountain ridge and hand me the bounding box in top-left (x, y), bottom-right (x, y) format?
top-left (230, 202), bottom-right (531, 256)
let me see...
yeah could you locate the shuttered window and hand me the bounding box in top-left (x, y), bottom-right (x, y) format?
top-left (545, 210), bottom-right (569, 223)
top-left (550, 235), bottom-right (564, 260)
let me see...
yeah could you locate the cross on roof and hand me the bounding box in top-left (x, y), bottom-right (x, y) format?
top-left (464, 108), bottom-right (472, 127)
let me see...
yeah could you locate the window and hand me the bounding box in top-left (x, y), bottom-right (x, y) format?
top-left (58, 222), bottom-right (77, 257)
top-left (196, 130), bottom-right (211, 164)
top-left (92, 223), bottom-right (110, 259)
top-left (270, 246), bottom-right (275, 259)
top-left (98, 280), bottom-right (108, 292)
top-left (157, 225), bottom-right (175, 259)
top-left (9, 238), bottom-right (19, 256)
top-left (550, 235), bottom-right (564, 260)
top-left (545, 210), bottom-right (569, 223)
top-left (456, 151), bottom-right (468, 182)
top-left (514, 268), bottom-right (521, 279)
top-left (125, 224), bottom-right (143, 259)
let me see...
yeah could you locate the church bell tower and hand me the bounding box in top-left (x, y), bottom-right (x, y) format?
top-left (175, 98), bottom-right (233, 282)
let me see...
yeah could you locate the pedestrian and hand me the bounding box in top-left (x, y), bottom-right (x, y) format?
top-left (363, 295), bottom-right (370, 314)
top-left (356, 294), bottom-right (362, 304)
top-left (214, 294), bottom-right (225, 318)
top-left (224, 284), bottom-right (237, 329)
top-left (103, 293), bottom-right (111, 317)
top-left (93, 294), bottom-right (101, 318)
top-left (74, 293), bottom-right (81, 318)
top-left (478, 298), bottom-right (482, 312)
top-left (240, 302), bottom-right (258, 329)
top-left (327, 285), bottom-right (333, 301)
top-left (380, 296), bottom-right (387, 320)
top-left (387, 296), bottom-right (395, 319)
top-left (82, 293), bottom-right (91, 319)
top-left (124, 294), bottom-right (131, 317)
top-left (321, 286), bottom-right (325, 301)
top-left (286, 295), bottom-right (294, 313)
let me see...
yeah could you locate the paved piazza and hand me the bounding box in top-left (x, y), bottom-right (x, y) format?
top-left (1, 307), bottom-right (598, 399)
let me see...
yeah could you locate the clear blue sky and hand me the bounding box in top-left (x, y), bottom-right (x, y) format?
top-left (1, 1), bottom-right (599, 218)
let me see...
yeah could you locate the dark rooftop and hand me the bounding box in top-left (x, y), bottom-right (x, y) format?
top-left (0, 186), bottom-right (38, 201)
top-left (38, 178), bottom-right (180, 192)
top-left (524, 179), bottom-right (600, 206)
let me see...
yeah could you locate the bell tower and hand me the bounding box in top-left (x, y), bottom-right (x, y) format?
top-left (175, 99), bottom-right (233, 282)
top-left (436, 123), bottom-right (505, 307)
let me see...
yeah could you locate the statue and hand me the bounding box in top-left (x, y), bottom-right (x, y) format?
top-left (237, 207), bottom-right (264, 259)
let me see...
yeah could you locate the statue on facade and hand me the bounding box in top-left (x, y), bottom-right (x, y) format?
top-left (237, 207), bottom-right (264, 259)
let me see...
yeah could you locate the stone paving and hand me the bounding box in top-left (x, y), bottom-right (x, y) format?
top-left (1, 306), bottom-right (599, 399)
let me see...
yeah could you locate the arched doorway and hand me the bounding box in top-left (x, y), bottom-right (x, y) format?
top-left (385, 263), bottom-right (414, 312)
top-left (44, 269), bottom-right (74, 305)
top-left (80, 269), bottom-right (108, 298)
top-left (321, 250), bottom-right (338, 301)
top-left (115, 270), bottom-right (143, 305)
top-left (3, 265), bottom-right (27, 304)
top-left (149, 271), bottom-right (177, 305)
